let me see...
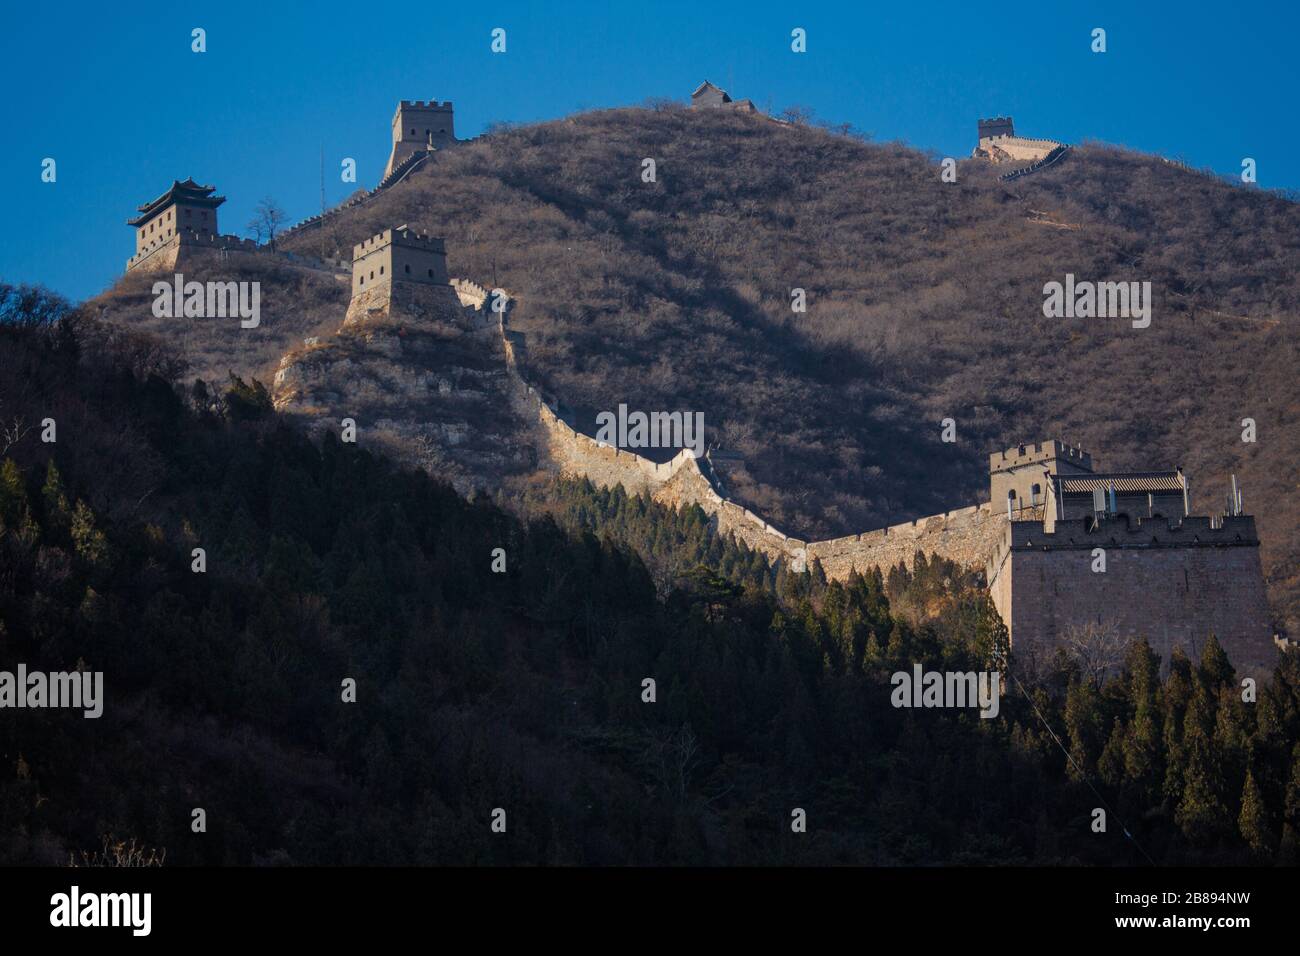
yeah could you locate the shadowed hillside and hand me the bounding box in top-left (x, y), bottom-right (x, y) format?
top-left (5, 298), bottom-right (1300, 866)
top-left (91, 104), bottom-right (1300, 630)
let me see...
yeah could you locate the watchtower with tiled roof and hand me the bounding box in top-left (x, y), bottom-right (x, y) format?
top-left (127, 178), bottom-right (225, 266)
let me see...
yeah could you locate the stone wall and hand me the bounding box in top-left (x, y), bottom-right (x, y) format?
top-left (493, 297), bottom-right (1008, 577)
top-left (343, 278), bottom-right (465, 327)
top-left (807, 504), bottom-right (1008, 579)
top-left (127, 232), bottom-right (347, 275)
top-left (989, 137), bottom-right (1063, 163)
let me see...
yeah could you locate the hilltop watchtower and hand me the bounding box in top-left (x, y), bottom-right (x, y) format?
top-left (346, 224), bottom-right (463, 326)
top-left (126, 178), bottom-right (225, 271)
top-left (977, 116), bottom-right (1015, 145)
top-left (690, 80), bottom-right (758, 113)
top-left (351, 224), bottom-right (448, 296)
top-left (384, 100), bottom-right (455, 178)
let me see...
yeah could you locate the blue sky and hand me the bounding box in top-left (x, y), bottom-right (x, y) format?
top-left (1, 0), bottom-right (1295, 302)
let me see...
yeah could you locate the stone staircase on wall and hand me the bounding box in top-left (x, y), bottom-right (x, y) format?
top-left (281, 149), bottom-right (434, 241)
top-left (999, 144), bottom-right (1071, 183)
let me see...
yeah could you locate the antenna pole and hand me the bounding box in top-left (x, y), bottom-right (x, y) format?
top-left (319, 145), bottom-right (327, 260)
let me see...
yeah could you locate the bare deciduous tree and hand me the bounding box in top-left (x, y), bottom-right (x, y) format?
top-left (644, 725), bottom-right (699, 805)
top-left (779, 104), bottom-right (816, 125)
top-left (1064, 620), bottom-right (1128, 687)
top-left (1, 412), bottom-right (32, 456)
top-left (247, 197), bottom-right (288, 251)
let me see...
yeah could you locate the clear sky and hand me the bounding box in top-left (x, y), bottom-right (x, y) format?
top-left (1, 0), bottom-right (1295, 302)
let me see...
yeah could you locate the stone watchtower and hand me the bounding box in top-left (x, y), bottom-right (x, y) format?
top-left (977, 116), bottom-right (1015, 146)
top-left (384, 100), bottom-right (455, 178)
top-left (126, 178), bottom-right (225, 271)
top-left (346, 224), bottom-right (461, 325)
top-left (985, 439), bottom-right (1275, 678)
top-left (989, 440), bottom-right (1093, 516)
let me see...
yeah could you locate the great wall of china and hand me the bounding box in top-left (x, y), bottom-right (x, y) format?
top-left (452, 280), bottom-right (1009, 578)
top-left (121, 94), bottom-right (1279, 673)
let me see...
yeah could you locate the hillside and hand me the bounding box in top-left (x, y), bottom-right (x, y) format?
top-left (5, 299), bottom-right (1300, 865)
top-left (92, 105), bottom-right (1300, 629)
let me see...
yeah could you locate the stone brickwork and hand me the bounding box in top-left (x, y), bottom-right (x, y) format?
top-left (987, 515), bottom-right (1275, 676)
top-left (344, 226), bottom-right (460, 326)
top-left (806, 505), bottom-right (1009, 579)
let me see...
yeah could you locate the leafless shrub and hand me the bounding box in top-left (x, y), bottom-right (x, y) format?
top-left (69, 835), bottom-right (166, 868)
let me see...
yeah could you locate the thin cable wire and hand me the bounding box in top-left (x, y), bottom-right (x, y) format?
top-left (1007, 666), bottom-right (1158, 866)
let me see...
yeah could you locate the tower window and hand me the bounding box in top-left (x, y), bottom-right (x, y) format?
top-left (379, 265), bottom-right (384, 275)
top-left (427, 269), bottom-right (433, 278)
top-left (404, 265), bottom-right (410, 274)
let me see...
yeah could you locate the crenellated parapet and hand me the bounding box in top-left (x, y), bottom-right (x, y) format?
top-left (397, 100), bottom-right (454, 111)
top-left (990, 439), bottom-right (1092, 474)
top-left (987, 513), bottom-right (1261, 582)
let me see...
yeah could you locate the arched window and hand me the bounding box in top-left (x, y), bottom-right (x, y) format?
top-left (427, 269), bottom-right (433, 278)
top-left (379, 265), bottom-right (384, 275)
top-left (1031, 483), bottom-right (1042, 504)
top-left (404, 264), bottom-right (410, 274)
